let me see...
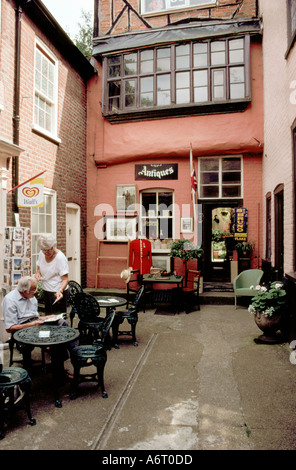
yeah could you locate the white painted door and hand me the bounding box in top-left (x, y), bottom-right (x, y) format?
top-left (66, 203), bottom-right (81, 283)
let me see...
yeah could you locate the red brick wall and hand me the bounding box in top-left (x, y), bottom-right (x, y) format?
top-left (97, 0), bottom-right (258, 35)
top-left (2, 0), bottom-right (88, 284)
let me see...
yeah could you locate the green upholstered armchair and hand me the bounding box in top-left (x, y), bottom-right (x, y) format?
top-left (233, 269), bottom-right (264, 309)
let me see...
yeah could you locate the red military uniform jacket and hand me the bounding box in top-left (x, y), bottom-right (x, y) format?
top-left (129, 238), bottom-right (152, 275)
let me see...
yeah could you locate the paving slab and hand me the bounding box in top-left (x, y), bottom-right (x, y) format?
top-left (0, 303), bottom-right (295, 453)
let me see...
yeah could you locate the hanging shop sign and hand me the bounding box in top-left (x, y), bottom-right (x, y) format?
top-left (234, 208), bottom-right (248, 241)
top-left (135, 164), bottom-right (178, 180)
top-left (17, 175), bottom-right (44, 208)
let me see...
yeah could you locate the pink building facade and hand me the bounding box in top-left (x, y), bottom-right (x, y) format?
top-left (86, 0), bottom-right (264, 289)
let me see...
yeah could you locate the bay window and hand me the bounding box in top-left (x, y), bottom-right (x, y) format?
top-left (103, 36), bottom-right (250, 120)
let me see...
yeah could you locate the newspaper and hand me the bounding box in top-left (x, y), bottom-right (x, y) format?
top-left (42, 313), bottom-right (67, 323)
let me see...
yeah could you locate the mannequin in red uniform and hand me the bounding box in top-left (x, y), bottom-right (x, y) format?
top-left (129, 238), bottom-right (152, 275)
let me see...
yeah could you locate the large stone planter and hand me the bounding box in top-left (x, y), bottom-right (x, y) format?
top-left (254, 311), bottom-right (284, 344)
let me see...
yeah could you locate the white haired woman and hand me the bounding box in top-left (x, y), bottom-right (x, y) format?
top-left (35, 234), bottom-right (69, 315)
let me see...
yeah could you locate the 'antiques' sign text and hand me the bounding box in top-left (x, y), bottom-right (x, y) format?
top-left (135, 164), bottom-right (178, 180)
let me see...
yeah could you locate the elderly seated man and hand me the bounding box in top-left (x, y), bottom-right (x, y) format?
top-left (2, 276), bottom-right (74, 378)
top-left (2, 276), bottom-right (56, 334)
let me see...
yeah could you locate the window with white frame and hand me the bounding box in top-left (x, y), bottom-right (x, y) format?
top-left (33, 40), bottom-right (58, 139)
top-left (140, 190), bottom-right (174, 239)
top-left (199, 157), bottom-right (242, 199)
top-left (141, 0), bottom-right (216, 15)
top-left (31, 189), bottom-right (57, 273)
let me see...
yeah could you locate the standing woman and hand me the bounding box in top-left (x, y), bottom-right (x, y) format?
top-left (35, 234), bottom-right (69, 315)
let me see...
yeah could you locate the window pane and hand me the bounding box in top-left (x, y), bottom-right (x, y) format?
top-left (211, 41), bottom-right (226, 65)
top-left (142, 192), bottom-right (156, 214)
top-left (222, 172), bottom-right (241, 184)
top-left (159, 217), bottom-right (172, 239)
top-left (176, 71), bottom-right (190, 104)
top-left (159, 192), bottom-right (173, 213)
top-left (39, 216), bottom-right (45, 232)
top-left (176, 44), bottom-right (190, 69)
top-left (230, 66), bottom-right (245, 99)
top-left (213, 69), bottom-right (225, 100)
top-left (157, 48), bottom-right (170, 71)
top-left (140, 76), bottom-right (154, 107)
top-left (230, 66), bottom-right (244, 83)
top-left (229, 38), bottom-right (244, 63)
top-left (200, 186), bottom-right (219, 198)
top-left (194, 42), bottom-right (208, 67)
top-left (201, 173), bottom-right (219, 184)
top-left (108, 97), bottom-right (120, 111)
top-left (108, 81), bottom-right (120, 111)
top-left (230, 84), bottom-right (245, 99)
top-left (193, 69), bottom-right (208, 102)
top-left (200, 159), bottom-right (219, 171)
top-left (108, 56), bottom-right (121, 77)
top-left (222, 186), bottom-right (241, 197)
top-left (124, 53), bottom-right (137, 75)
top-left (222, 158), bottom-right (241, 171)
top-left (157, 74), bottom-right (171, 105)
top-left (46, 215), bottom-right (52, 232)
top-left (124, 80), bottom-right (136, 107)
top-left (140, 50), bottom-right (153, 74)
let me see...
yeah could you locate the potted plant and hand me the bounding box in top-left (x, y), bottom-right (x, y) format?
top-left (234, 241), bottom-right (253, 257)
top-left (248, 281), bottom-right (287, 343)
top-left (169, 239), bottom-right (203, 272)
top-left (212, 229), bottom-right (224, 242)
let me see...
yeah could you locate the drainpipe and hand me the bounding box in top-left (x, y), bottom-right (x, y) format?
top-left (12, 2), bottom-right (23, 216)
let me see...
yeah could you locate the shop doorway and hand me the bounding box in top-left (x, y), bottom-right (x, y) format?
top-left (203, 204), bottom-right (237, 282)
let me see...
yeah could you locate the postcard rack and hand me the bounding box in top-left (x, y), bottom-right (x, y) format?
top-left (2, 226), bottom-right (31, 295)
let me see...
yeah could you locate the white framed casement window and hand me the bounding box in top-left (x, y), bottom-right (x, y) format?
top-left (140, 189), bottom-right (174, 239)
top-left (198, 156), bottom-right (243, 199)
top-left (31, 188), bottom-right (57, 273)
top-left (32, 39), bottom-right (60, 143)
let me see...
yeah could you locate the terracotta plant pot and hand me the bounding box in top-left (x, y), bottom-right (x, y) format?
top-left (254, 311), bottom-right (284, 344)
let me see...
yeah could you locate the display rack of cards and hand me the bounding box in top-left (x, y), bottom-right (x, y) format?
top-left (1, 226), bottom-right (31, 296)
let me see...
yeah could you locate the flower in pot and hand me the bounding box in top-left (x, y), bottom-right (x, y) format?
top-left (169, 239), bottom-right (203, 272)
top-left (248, 281), bottom-right (287, 343)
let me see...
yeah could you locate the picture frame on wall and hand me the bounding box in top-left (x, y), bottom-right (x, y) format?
top-left (116, 185), bottom-right (137, 212)
top-left (180, 217), bottom-right (193, 233)
top-left (12, 257), bottom-right (22, 271)
top-left (105, 216), bottom-right (137, 241)
top-left (12, 271), bottom-right (22, 286)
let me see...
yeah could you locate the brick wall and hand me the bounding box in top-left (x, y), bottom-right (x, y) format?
top-left (97, 0), bottom-right (258, 36)
top-left (1, 0), bottom-right (88, 285)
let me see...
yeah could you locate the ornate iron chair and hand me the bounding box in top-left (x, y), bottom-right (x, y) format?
top-left (69, 309), bottom-right (115, 400)
top-left (68, 280), bottom-right (83, 327)
top-left (182, 269), bottom-right (201, 314)
top-left (0, 367), bottom-right (36, 439)
top-left (112, 285), bottom-right (144, 348)
top-left (74, 292), bottom-right (104, 341)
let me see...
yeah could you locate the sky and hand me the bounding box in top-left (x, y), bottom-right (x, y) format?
top-left (42, 0), bottom-right (94, 39)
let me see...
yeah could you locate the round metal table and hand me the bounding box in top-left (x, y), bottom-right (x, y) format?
top-left (14, 326), bottom-right (79, 408)
top-left (95, 296), bottom-right (127, 312)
